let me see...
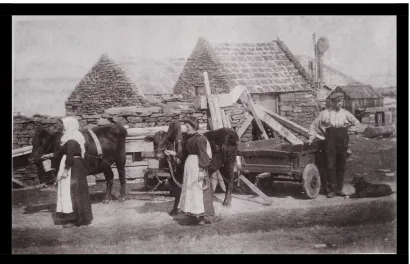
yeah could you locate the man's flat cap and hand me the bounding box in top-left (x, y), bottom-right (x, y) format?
top-left (329, 93), bottom-right (344, 101)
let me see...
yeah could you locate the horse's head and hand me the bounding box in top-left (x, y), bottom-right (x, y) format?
top-left (30, 126), bottom-right (62, 165)
top-left (144, 130), bottom-right (173, 159)
top-left (144, 120), bottom-right (182, 160)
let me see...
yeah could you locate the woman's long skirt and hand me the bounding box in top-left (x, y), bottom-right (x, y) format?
top-left (177, 155), bottom-right (215, 217)
top-left (56, 156), bottom-right (93, 225)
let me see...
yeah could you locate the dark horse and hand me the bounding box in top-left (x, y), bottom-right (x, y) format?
top-left (30, 123), bottom-right (128, 203)
top-left (144, 120), bottom-right (239, 213)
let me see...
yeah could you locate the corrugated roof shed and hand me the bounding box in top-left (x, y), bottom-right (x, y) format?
top-left (337, 85), bottom-right (382, 99)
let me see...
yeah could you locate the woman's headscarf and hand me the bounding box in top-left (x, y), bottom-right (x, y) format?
top-left (60, 117), bottom-right (86, 158)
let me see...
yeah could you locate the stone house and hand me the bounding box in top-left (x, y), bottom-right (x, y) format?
top-left (173, 37), bottom-right (322, 131)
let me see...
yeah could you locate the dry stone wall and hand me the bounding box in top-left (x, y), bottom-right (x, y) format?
top-left (279, 91), bottom-right (320, 129)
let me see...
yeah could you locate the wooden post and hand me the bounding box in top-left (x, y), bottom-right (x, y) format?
top-left (203, 72), bottom-right (223, 130)
top-left (239, 175), bottom-right (272, 206)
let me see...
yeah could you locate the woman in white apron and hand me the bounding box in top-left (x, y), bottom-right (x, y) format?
top-left (165, 117), bottom-right (215, 225)
top-left (55, 117), bottom-right (93, 228)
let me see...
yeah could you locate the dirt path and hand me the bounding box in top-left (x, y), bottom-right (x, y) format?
top-left (12, 191), bottom-right (396, 253)
top-left (12, 135), bottom-right (397, 253)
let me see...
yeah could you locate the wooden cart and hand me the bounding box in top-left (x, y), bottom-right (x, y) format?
top-left (237, 138), bottom-right (322, 199)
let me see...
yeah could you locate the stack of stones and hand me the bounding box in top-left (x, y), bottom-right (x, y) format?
top-left (173, 37), bottom-right (234, 99)
top-left (13, 114), bottom-right (62, 186)
top-left (13, 114), bottom-right (61, 150)
top-left (65, 53), bottom-right (151, 116)
top-left (100, 105), bottom-right (208, 129)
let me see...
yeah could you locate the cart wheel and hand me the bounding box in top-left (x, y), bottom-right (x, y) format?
top-left (302, 164), bottom-right (321, 199)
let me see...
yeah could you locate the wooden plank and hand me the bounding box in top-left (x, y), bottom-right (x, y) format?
top-left (364, 107), bottom-right (390, 113)
top-left (126, 140), bottom-right (155, 152)
top-left (127, 124), bottom-right (207, 137)
top-left (199, 85), bottom-right (246, 109)
top-left (239, 165), bottom-right (295, 175)
top-left (241, 91), bottom-right (269, 139)
top-left (238, 175), bottom-right (272, 205)
top-left (203, 72), bottom-right (223, 130)
top-left (252, 105), bottom-right (304, 145)
top-left (238, 138), bottom-right (282, 151)
top-left (212, 94), bottom-right (224, 129)
top-left (230, 85), bottom-right (246, 104)
top-left (12, 177), bottom-right (28, 188)
top-left (12, 146), bottom-right (33, 158)
top-left (220, 109), bottom-right (228, 128)
top-left (236, 115), bottom-right (254, 138)
top-left (258, 105), bottom-right (325, 141)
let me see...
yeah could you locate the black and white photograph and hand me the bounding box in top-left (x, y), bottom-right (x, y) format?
top-left (12, 14), bottom-right (398, 254)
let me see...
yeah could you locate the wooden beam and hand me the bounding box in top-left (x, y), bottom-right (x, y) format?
top-left (203, 72), bottom-right (223, 130)
top-left (12, 146), bottom-right (33, 158)
top-left (199, 85), bottom-right (247, 109)
top-left (127, 123), bottom-right (207, 137)
top-left (221, 109), bottom-right (232, 128)
top-left (239, 175), bottom-right (272, 206)
top-left (12, 177), bottom-right (28, 188)
top-left (236, 115), bottom-right (254, 138)
top-left (258, 105), bottom-right (325, 141)
top-left (241, 91), bottom-right (269, 139)
top-left (230, 85), bottom-right (246, 104)
top-left (253, 105), bottom-right (304, 145)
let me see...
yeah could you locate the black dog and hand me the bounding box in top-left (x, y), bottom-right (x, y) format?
top-left (349, 176), bottom-right (395, 198)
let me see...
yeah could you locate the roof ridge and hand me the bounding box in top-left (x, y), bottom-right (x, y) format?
top-left (275, 40), bottom-right (315, 90)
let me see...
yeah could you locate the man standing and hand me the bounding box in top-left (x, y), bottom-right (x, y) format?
top-left (308, 93), bottom-right (361, 198)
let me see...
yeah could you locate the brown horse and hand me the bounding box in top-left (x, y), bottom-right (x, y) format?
top-left (30, 123), bottom-right (128, 203)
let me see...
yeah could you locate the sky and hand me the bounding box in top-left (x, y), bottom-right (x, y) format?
top-left (12, 16), bottom-right (396, 116)
top-left (13, 16), bottom-right (396, 83)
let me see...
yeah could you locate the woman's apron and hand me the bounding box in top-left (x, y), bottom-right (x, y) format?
top-left (56, 155), bottom-right (73, 214)
top-left (177, 139), bottom-right (212, 215)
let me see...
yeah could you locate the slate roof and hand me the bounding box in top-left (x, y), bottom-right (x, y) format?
top-left (336, 85), bottom-right (383, 99)
top-left (207, 39), bottom-right (315, 94)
